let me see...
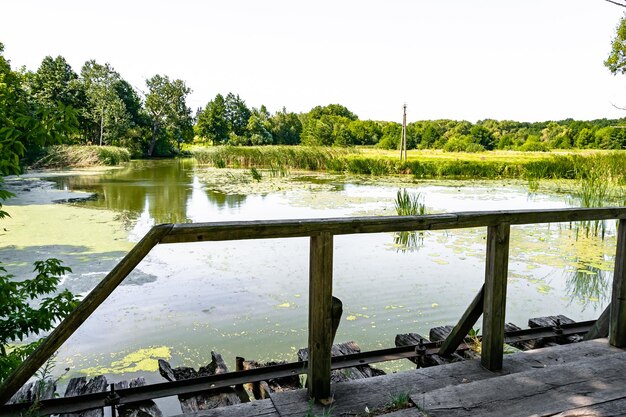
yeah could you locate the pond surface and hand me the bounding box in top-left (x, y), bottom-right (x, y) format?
top-left (0, 159), bottom-right (616, 385)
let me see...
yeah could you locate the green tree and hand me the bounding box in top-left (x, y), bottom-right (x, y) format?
top-left (196, 94), bottom-right (229, 144)
top-left (470, 124), bottom-right (495, 150)
top-left (0, 259), bottom-right (80, 382)
top-left (270, 108), bottom-right (302, 145)
top-left (224, 92), bottom-right (251, 138)
top-left (606, 14), bottom-right (626, 75)
top-left (144, 74), bottom-right (193, 156)
top-left (80, 60), bottom-right (129, 146)
top-left (0, 43), bottom-right (77, 174)
top-left (27, 56), bottom-right (86, 119)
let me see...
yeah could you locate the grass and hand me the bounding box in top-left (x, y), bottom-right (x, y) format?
top-left (31, 145), bottom-right (131, 168)
top-left (395, 189), bottom-right (426, 216)
top-left (191, 146), bottom-right (626, 183)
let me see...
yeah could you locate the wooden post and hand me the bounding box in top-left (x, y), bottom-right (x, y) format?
top-left (610, 220), bottom-right (626, 347)
top-left (481, 223), bottom-right (510, 371)
top-left (308, 233), bottom-right (334, 401)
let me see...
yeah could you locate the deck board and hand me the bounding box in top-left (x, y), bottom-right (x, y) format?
top-left (270, 339), bottom-right (623, 417)
top-left (420, 351), bottom-right (626, 417)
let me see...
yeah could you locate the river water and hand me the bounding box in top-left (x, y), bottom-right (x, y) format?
top-left (0, 159), bottom-right (615, 384)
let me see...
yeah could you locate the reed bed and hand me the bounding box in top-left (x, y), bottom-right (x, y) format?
top-left (193, 146), bottom-right (626, 182)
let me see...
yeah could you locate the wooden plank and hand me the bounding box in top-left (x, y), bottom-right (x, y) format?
top-left (439, 285), bottom-right (484, 357)
top-left (546, 397), bottom-right (626, 416)
top-left (298, 341), bottom-right (385, 383)
top-left (0, 224), bottom-right (172, 405)
top-left (159, 207), bottom-right (626, 244)
top-left (584, 304), bottom-right (610, 341)
top-left (419, 351), bottom-right (626, 417)
top-left (60, 376), bottom-right (108, 417)
top-left (158, 353), bottom-right (241, 413)
top-left (169, 399), bottom-right (279, 417)
top-left (8, 379), bottom-right (56, 404)
top-left (395, 333), bottom-right (463, 367)
top-left (271, 339), bottom-right (623, 417)
top-left (114, 378), bottom-right (162, 417)
top-left (307, 232), bottom-right (334, 401)
top-left (481, 223), bottom-right (510, 371)
top-left (611, 219), bottom-right (626, 347)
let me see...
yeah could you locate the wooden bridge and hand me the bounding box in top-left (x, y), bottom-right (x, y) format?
top-left (2, 207), bottom-right (626, 416)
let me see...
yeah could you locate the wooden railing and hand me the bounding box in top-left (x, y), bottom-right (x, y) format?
top-left (2, 207), bottom-right (626, 404)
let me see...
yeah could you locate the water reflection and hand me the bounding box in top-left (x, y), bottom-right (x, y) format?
top-left (565, 264), bottom-right (610, 311)
top-left (393, 231), bottom-right (425, 253)
top-left (50, 159), bottom-right (247, 224)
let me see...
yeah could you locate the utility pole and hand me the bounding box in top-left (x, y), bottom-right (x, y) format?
top-left (99, 107), bottom-right (104, 146)
top-left (400, 103), bottom-right (407, 161)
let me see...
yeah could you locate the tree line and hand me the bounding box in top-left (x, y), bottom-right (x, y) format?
top-left (4, 41), bottom-right (626, 176)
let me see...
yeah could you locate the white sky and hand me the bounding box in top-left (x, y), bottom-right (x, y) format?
top-left (2, 0), bottom-right (626, 123)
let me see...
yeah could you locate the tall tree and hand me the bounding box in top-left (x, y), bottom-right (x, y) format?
top-left (27, 56), bottom-right (86, 112)
top-left (224, 92), bottom-right (251, 137)
top-left (80, 60), bottom-right (128, 145)
top-left (0, 43), bottom-right (77, 174)
top-left (144, 74), bottom-right (192, 156)
top-left (196, 94), bottom-right (229, 144)
top-left (271, 108), bottom-right (302, 145)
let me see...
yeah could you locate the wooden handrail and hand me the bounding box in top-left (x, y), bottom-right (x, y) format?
top-left (1, 207), bottom-right (626, 405)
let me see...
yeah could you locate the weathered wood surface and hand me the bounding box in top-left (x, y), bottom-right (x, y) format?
top-left (504, 323), bottom-right (537, 350)
top-left (529, 314), bottom-right (580, 345)
top-left (8, 379), bottom-right (56, 404)
top-left (114, 378), bottom-right (162, 417)
top-left (298, 341), bottom-right (385, 382)
top-left (438, 285), bottom-right (484, 357)
top-left (158, 352), bottom-right (240, 414)
top-left (307, 232), bottom-right (334, 401)
top-left (159, 207), bottom-right (626, 244)
top-left (611, 219), bottom-right (626, 347)
top-left (271, 339), bottom-right (623, 417)
top-left (395, 332), bottom-right (464, 366)
top-left (546, 398), bottom-right (626, 416)
top-left (419, 351), bottom-right (626, 417)
top-left (239, 359), bottom-right (300, 399)
top-left (60, 375), bottom-right (108, 417)
top-left (584, 304), bottom-right (610, 341)
top-left (481, 222), bottom-right (510, 371)
top-left (170, 399), bottom-right (279, 417)
top-left (4, 208), bottom-right (626, 404)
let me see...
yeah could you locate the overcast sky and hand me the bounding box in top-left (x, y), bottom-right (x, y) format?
top-left (2, 0), bottom-right (626, 123)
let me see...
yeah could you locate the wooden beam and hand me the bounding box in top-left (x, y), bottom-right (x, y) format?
top-left (308, 233), bottom-right (334, 402)
top-left (610, 220), bottom-right (626, 347)
top-left (159, 207), bottom-right (626, 244)
top-left (0, 224), bottom-right (172, 405)
top-left (439, 285), bottom-right (484, 357)
top-left (584, 303), bottom-right (610, 341)
top-left (481, 223), bottom-right (510, 371)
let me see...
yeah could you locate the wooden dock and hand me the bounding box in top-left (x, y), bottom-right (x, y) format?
top-left (174, 338), bottom-right (626, 417)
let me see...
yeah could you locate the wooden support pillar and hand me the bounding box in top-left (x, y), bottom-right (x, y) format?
top-left (308, 233), bottom-right (334, 401)
top-left (610, 220), bottom-right (626, 347)
top-left (481, 223), bottom-right (510, 371)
